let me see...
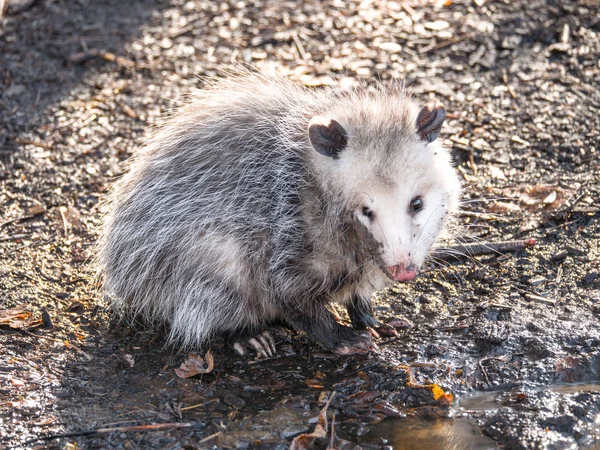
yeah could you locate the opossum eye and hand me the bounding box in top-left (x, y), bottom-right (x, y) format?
top-left (362, 206), bottom-right (374, 220)
top-left (410, 197), bottom-right (424, 213)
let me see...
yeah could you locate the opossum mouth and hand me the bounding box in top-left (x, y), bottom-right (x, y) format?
top-left (385, 264), bottom-right (418, 282)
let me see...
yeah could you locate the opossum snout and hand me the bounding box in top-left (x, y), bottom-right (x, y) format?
top-left (387, 263), bottom-right (418, 282)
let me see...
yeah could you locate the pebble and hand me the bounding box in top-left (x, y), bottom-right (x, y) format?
top-left (551, 250), bottom-right (568, 261)
top-left (528, 277), bottom-right (546, 286)
top-left (583, 271), bottom-right (597, 285)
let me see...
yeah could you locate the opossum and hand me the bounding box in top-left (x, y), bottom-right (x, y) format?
top-left (98, 73), bottom-right (461, 356)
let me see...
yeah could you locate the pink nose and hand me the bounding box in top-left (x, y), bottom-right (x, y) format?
top-left (387, 264), bottom-right (418, 282)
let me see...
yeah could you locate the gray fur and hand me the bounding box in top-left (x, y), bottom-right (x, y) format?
top-left (97, 73), bottom-right (461, 351)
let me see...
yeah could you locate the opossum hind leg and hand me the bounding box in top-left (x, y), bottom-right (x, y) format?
top-left (228, 329), bottom-right (277, 358)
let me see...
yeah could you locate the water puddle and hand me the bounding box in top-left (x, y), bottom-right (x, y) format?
top-left (369, 417), bottom-right (497, 450)
top-left (368, 383), bottom-right (600, 449)
top-left (550, 383), bottom-right (600, 394)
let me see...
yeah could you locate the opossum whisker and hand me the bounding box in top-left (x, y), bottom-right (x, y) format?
top-left (432, 247), bottom-right (482, 266)
top-left (413, 191), bottom-right (455, 251)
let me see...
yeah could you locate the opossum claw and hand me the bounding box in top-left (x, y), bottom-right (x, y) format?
top-left (232, 331), bottom-right (277, 358)
top-left (256, 333), bottom-right (277, 356)
top-left (233, 342), bottom-right (246, 357)
top-left (247, 337), bottom-right (270, 358)
top-left (259, 331), bottom-right (277, 356)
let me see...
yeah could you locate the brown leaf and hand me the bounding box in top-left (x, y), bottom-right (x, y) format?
top-left (372, 401), bottom-right (404, 417)
top-left (0, 306), bottom-right (43, 330)
top-left (492, 185), bottom-right (573, 213)
top-left (554, 356), bottom-right (585, 382)
top-left (25, 204), bottom-right (46, 216)
top-left (175, 351), bottom-right (214, 378)
top-left (290, 392), bottom-right (335, 450)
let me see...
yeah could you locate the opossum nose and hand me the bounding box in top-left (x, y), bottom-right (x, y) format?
top-left (387, 264), bottom-right (418, 282)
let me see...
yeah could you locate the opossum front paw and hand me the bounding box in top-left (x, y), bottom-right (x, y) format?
top-left (332, 329), bottom-right (379, 355)
top-left (347, 298), bottom-right (397, 338)
top-left (232, 331), bottom-right (277, 358)
top-left (369, 323), bottom-right (399, 338)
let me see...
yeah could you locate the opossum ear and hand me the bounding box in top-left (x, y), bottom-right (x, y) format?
top-left (308, 116), bottom-right (348, 159)
top-left (416, 102), bottom-right (446, 143)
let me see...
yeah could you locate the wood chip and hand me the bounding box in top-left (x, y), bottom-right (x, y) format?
top-left (175, 351), bottom-right (214, 378)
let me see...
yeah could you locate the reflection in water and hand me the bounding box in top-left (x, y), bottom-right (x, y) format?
top-left (369, 417), bottom-right (497, 450)
top-left (370, 384), bottom-right (600, 449)
top-left (550, 383), bottom-right (600, 394)
top-left (369, 383), bottom-right (600, 450)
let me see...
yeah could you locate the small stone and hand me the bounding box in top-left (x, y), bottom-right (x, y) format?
top-left (551, 251), bottom-right (568, 261)
top-left (565, 245), bottom-right (585, 256)
top-left (55, 389), bottom-right (72, 398)
top-left (424, 20), bottom-right (450, 31)
top-left (378, 42), bottom-right (402, 53)
top-left (528, 277), bottom-right (546, 286)
top-left (583, 271), bottom-right (597, 285)
top-left (5, 83), bottom-right (26, 97)
top-left (224, 394), bottom-right (246, 409)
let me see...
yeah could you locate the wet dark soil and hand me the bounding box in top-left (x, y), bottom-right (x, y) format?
top-left (1, 0), bottom-right (599, 449)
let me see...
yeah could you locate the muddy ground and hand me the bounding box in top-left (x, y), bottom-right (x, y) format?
top-left (1, 0), bottom-right (599, 449)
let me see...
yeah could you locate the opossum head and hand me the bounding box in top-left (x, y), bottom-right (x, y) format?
top-left (308, 98), bottom-right (461, 282)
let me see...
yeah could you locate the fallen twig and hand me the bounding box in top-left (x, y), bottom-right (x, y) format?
top-left (247, 353), bottom-right (284, 365)
top-left (197, 431), bottom-right (222, 445)
top-left (0, 233), bottom-right (30, 242)
top-left (433, 238), bottom-right (536, 260)
top-left (423, 33), bottom-right (471, 53)
top-left (525, 293), bottom-right (557, 306)
top-left (292, 32), bottom-right (308, 60)
top-left (15, 422), bottom-right (200, 447)
top-left (1, 205), bottom-right (46, 229)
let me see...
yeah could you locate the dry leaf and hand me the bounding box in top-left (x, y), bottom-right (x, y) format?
top-left (489, 184), bottom-right (573, 215)
top-left (407, 382), bottom-right (454, 407)
top-left (123, 354), bottom-right (135, 368)
top-left (32, 417), bottom-right (57, 426)
top-left (429, 383), bottom-right (454, 406)
top-left (59, 205), bottom-right (82, 231)
top-left (33, 417), bottom-right (56, 427)
top-left (25, 204), bottom-right (46, 216)
top-left (0, 306), bottom-right (42, 330)
top-left (516, 185), bottom-right (570, 210)
top-left (10, 378), bottom-right (25, 387)
top-left (175, 351), bottom-right (214, 378)
top-left (554, 356), bottom-right (584, 382)
top-left (290, 392), bottom-right (335, 450)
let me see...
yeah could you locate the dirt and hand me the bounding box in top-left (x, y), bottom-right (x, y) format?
top-left (1, 0), bottom-right (599, 449)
